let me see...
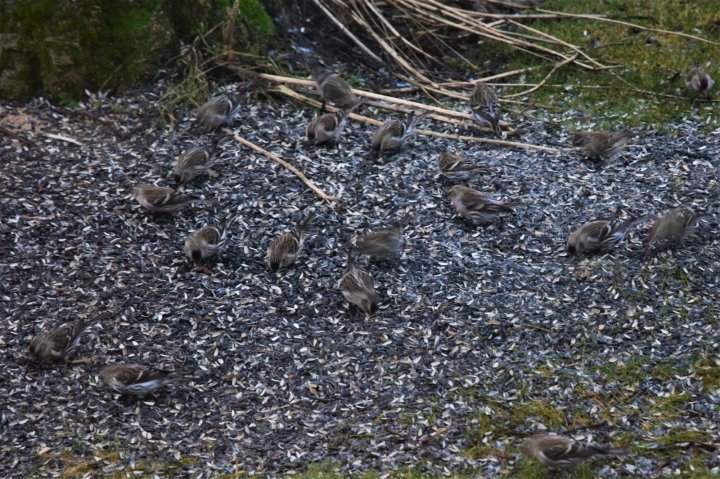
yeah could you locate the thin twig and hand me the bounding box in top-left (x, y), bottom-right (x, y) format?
top-left (504, 53), bottom-right (578, 99)
top-left (223, 129), bottom-right (337, 202)
top-left (536, 8), bottom-right (720, 46)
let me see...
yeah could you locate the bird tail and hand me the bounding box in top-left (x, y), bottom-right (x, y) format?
top-left (407, 111), bottom-right (430, 132)
top-left (299, 211), bottom-right (316, 231)
top-left (619, 214), bottom-right (652, 231)
top-left (490, 118), bottom-right (503, 138)
top-left (591, 445), bottom-right (627, 457)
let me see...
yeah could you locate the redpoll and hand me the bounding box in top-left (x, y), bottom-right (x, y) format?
top-left (266, 212), bottom-right (315, 272)
top-left (646, 208), bottom-right (710, 250)
top-left (340, 250), bottom-right (379, 317)
top-left (370, 111), bottom-right (429, 159)
top-left (470, 82), bottom-right (503, 137)
top-left (309, 62), bottom-right (357, 110)
top-left (686, 63), bottom-right (714, 95)
top-left (572, 131), bottom-right (630, 161)
top-left (29, 301), bottom-right (132, 363)
top-left (306, 101), bottom-right (362, 145)
top-left (132, 184), bottom-right (200, 214)
top-left (29, 312), bottom-right (109, 363)
top-left (438, 151), bottom-right (490, 182)
top-left (356, 218), bottom-right (408, 260)
top-left (567, 216), bottom-right (647, 255)
top-left (100, 363), bottom-right (181, 397)
top-left (447, 185), bottom-right (515, 225)
top-left (173, 147), bottom-right (212, 185)
top-left (184, 215), bottom-right (240, 264)
top-left (522, 433), bottom-right (626, 468)
top-left (194, 94), bottom-right (241, 129)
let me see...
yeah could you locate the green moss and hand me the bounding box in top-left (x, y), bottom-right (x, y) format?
top-left (237, 0), bottom-right (275, 37)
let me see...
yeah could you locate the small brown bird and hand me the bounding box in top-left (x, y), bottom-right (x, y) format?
top-left (340, 250), bottom-right (379, 317)
top-left (686, 63), bottom-right (714, 95)
top-left (357, 218), bottom-right (409, 260)
top-left (567, 216), bottom-right (647, 255)
top-left (370, 111), bottom-right (429, 159)
top-left (522, 433), bottom-right (626, 468)
top-left (646, 208), bottom-right (710, 250)
top-left (184, 215), bottom-right (239, 265)
top-left (29, 312), bottom-right (110, 363)
top-left (470, 82), bottom-right (503, 137)
top-left (132, 184), bottom-right (200, 214)
top-left (266, 212), bottom-right (315, 272)
top-left (572, 131), bottom-right (630, 161)
top-left (438, 151), bottom-right (490, 182)
top-left (309, 62), bottom-right (357, 110)
top-left (29, 301), bottom-right (132, 363)
top-left (173, 146), bottom-right (214, 185)
top-left (194, 94), bottom-right (241, 129)
top-left (100, 363), bottom-right (181, 397)
top-left (447, 185), bottom-right (515, 225)
top-left (306, 101), bottom-right (362, 145)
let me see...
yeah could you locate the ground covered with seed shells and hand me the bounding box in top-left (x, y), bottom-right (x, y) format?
top-left (1, 84), bottom-right (720, 478)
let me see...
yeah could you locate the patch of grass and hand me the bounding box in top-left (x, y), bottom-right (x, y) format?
top-left (692, 355), bottom-right (720, 392)
top-left (656, 428), bottom-right (712, 446)
top-left (596, 359), bottom-right (646, 384)
top-left (650, 392), bottom-right (690, 419)
top-left (469, 0), bottom-right (720, 129)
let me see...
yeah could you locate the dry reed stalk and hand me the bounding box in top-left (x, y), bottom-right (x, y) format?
top-left (273, 85), bottom-right (556, 153)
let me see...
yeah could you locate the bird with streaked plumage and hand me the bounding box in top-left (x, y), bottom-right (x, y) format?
top-left (646, 207), bottom-right (710, 251)
top-left (447, 185), bottom-right (515, 225)
top-left (308, 60), bottom-right (357, 111)
top-left (100, 363), bottom-right (182, 397)
top-left (572, 131), bottom-right (630, 162)
top-left (132, 184), bottom-right (201, 214)
top-left (370, 111), bottom-right (429, 160)
top-left (522, 433), bottom-right (626, 468)
top-left (567, 216), bottom-right (648, 255)
top-left (686, 63), bottom-right (714, 95)
top-left (340, 250), bottom-right (379, 318)
top-left (266, 212), bottom-right (315, 273)
top-left (184, 215), bottom-right (240, 265)
top-left (356, 218), bottom-right (409, 260)
top-left (29, 301), bottom-right (132, 363)
top-left (194, 94), bottom-right (242, 129)
top-left (306, 100), bottom-right (363, 145)
top-left (469, 82), bottom-right (503, 138)
top-left (437, 151), bottom-right (490, 183)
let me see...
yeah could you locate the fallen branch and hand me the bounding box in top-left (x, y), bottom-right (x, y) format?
top-left (223, 129), bottom-right (337, 202)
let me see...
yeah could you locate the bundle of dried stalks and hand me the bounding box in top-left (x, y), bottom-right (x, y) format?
top-left (310, 0), bottom-right (607, 91)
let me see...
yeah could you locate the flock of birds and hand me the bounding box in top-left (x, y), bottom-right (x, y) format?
top-left (26, 59), bottom-right (716, 469)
